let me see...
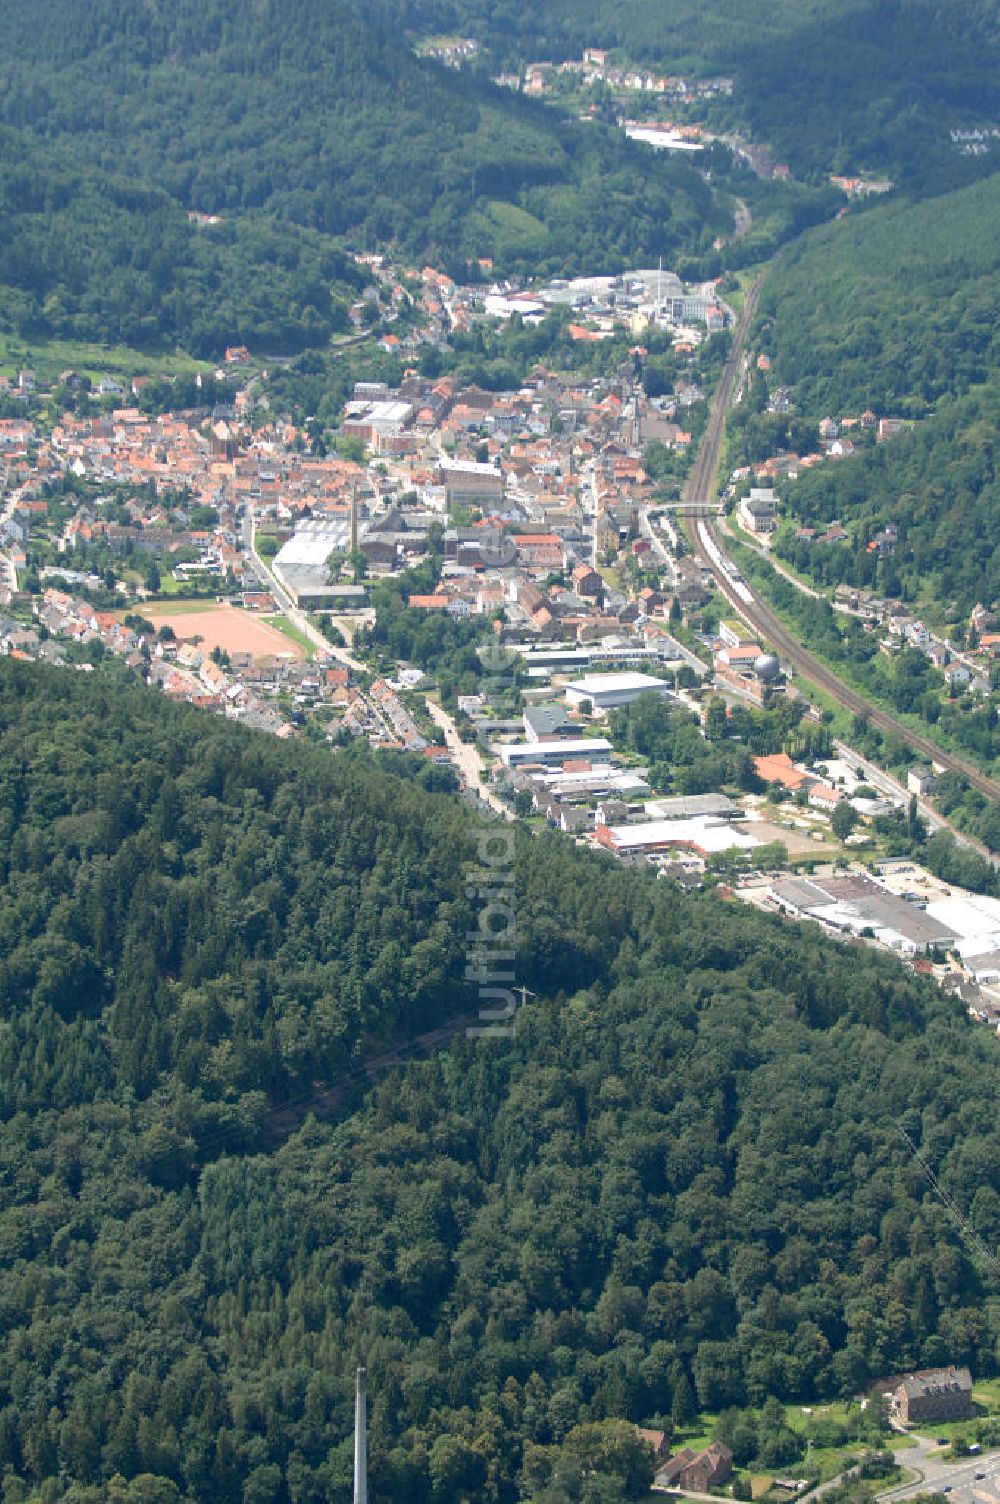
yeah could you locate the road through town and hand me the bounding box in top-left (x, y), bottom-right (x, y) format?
top-left (242, 511), bottom-right (366, 671)
top-left (426, 699), bottom-right (514, 820)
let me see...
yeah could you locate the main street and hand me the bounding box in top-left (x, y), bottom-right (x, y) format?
top-left (679, 279), bottom-right (1000, 809)
top-left (0, 482), bottom-right (25, 596)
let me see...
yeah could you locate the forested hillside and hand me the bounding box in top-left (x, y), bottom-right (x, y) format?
top-left (0, 0), bottom-right (722, 351)
top-left (771, 387), bottom-right (1000, 620)
top-left (2, 659), bottom-right (1000, 1504)
top-left (750, 175), bottom-right (1000, 618)
top-left (0, 131), bottom-right (365, 357)
top-left (758, 176), bottom-right (1000, 418)
top-left (359, 0), bottom-right (1000, 189)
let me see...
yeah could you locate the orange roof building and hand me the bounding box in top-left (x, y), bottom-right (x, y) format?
top-left (753, 752), bottom-right (810, 791)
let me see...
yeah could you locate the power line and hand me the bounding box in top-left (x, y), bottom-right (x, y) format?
top-left (896, 1121), bottom-right (1000, 1279)
top-left (157, 1007), bottom-right (485, 1163)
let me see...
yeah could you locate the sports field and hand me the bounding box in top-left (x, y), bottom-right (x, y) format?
top-left (143, 602), bottom-right (305, 660)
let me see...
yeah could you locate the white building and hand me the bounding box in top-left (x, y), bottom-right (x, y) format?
top-left (907, 766), bottom-right (936, 796)
top-left (738, 486), bottom-right (778, 535)
top-left (598, 817), bottom-right (758, 857)
top-left (926, 891), bottom-right (1000, 981)
top-left (498, 737), bottom-right (614, 768)
top-left (564, 671), bottom-right (673, 713)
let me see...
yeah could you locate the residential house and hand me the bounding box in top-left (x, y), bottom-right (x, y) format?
top-left (738, 486), bottom-right (778, 535)
top-left (514, 533), bottom-right (564, 572)
top-left (655, 1442), bottom-right (733, 1492)
top-left (970, 602), bottom-right (996, 636)
top-left (596, 798), bottom-right (629, 826)
top-left (907, 766), bottom-right (936, 797)
top-left (886, 1367), bottom-right (973, 1426)
top-left (808, 782), bottom-right (843, 813)
top-left (558, 806), bottom-right (590, 834)
top-left (635, 1429), bottom-right (670, 1462)
top-left (572, 562), bottom-right (603, 597)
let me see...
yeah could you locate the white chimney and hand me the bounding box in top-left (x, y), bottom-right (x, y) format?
top-left (353, 1366), bottom-right (368, 1504)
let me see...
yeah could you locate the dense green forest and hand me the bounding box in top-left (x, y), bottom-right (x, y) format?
top-left (758, 175), bottom-right (1000, 417)
top-left (0, 0), bottom-right (724, 339)
top-left (359, 0), bottom-right (1000, 188)
top-left (746, 176), bottom-right (1000, 621)
top-left (0, 131), bottom-right (364, 358)
top-left (2, 660), bottom-right (1000, 1504)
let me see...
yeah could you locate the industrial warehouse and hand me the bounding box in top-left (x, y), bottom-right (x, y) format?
top-left (564, 670), bottom-right (674, 712)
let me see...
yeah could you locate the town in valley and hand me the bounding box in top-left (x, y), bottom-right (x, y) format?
top-left (2, 244), bottom-right (1000, 1029)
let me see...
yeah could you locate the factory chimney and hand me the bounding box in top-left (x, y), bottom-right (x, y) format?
top-left (353, 1366), bottom-right (368, 1504)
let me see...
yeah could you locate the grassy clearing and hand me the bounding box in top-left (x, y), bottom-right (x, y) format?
top-left (0, 332), bottom-right (210, 384)
top-left (263, 615), bottom-right (315, 657)
top-left (150, 573), bottom-right (190, 597)
top-left (971, 1379), bottom-right (1000, 1408)
top-left (136, 598), bottom-right (224, 617)
top-left (672, 1423), bottom-right (716, 1453)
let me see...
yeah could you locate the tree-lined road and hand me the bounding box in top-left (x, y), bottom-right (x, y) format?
top-left (426, 699), bottom-right (514, 820)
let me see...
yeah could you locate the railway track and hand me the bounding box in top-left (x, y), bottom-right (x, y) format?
top-left (682, 275), bottom-right (765, 507)
top-left (681, 277), bottom-right (1000, 808)
top-left (695, 527), bottom-right (1000, 804)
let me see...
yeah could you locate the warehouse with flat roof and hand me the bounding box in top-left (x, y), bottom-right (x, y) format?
top-left (769, 874), bottom-right (958, 954)
top-left (497, 737), bottom-right (613, 768)
top-left (596, 817), bottom-right (758, 857)
top-left (565, 671), bottom-right (673, 712)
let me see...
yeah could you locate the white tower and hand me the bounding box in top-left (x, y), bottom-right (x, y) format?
top-left (353, 1366), bottom-right (368, 1504)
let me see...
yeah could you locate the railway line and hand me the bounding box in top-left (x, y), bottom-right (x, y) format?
top-left (694, 521), bottom-right (1000, 804)
top-left (680, 277), bottom-right (1000, 808)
